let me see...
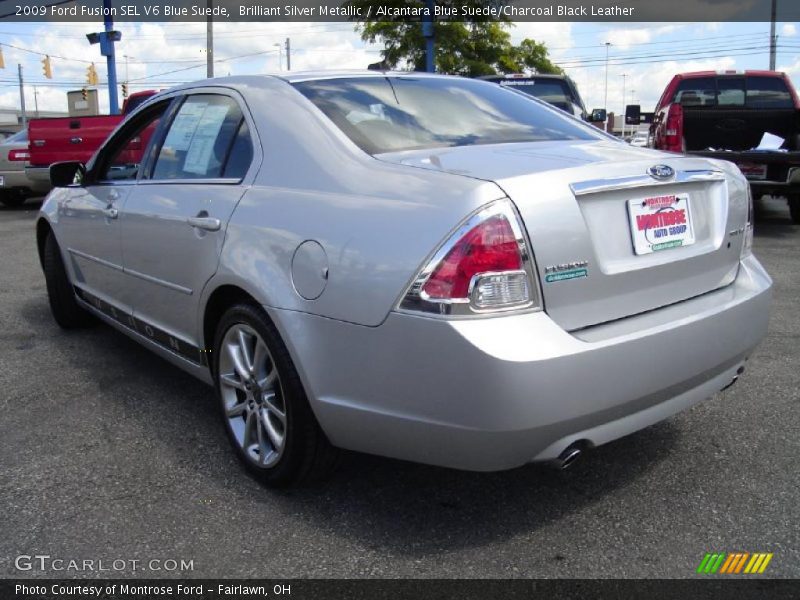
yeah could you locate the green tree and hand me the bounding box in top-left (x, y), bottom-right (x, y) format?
top-left (348, 1), bottom-right (562, 77)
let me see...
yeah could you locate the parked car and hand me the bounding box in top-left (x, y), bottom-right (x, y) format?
top-left (479, 73), bottom-right (590, 120)
top-left (37, 73), bottom-right (771, 486)
top-left (0, 129), bottom-right (50, 207)
top-left (25, 90), bottom-right (156, 185)
top-left (651, 70), bottom-right (800, 222)
top-left (629, 130), bottom-right (649, 147)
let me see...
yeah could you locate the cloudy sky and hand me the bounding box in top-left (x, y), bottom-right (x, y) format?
top-left (0, 20), bottom-right (798, 118)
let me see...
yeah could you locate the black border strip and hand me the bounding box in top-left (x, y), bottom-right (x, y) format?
top-left (75, 287), bottom-right (208, 366)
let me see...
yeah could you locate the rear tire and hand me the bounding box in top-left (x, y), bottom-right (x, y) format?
top-left (213, 303), bottom-right (338, 487)
top-left (43, 233), bottom-right (93, 329)
top-left (789, 195), bottom-right (800, 225)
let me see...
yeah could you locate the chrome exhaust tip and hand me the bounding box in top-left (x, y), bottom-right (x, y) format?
top-left (554, 445), bottom-right (583, 470)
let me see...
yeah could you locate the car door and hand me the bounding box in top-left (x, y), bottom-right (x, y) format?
top-left (119, 90), bottom-right (257, 356)
top-left (54, 100), bottom-right (170, 310)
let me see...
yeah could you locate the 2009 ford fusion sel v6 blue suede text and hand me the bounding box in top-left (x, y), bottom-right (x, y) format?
top-left (36, 72), bottom-right (771, 485)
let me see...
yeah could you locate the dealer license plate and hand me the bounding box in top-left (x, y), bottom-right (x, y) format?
top-left (627, 193), bottom-right (695, 255)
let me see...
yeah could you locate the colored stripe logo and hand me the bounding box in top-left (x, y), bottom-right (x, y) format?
top-left (697, 552), bottom-right (773, 574)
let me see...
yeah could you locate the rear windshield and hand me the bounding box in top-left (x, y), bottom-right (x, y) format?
top-left (497, 79), bottom-right (574, 112)
top-left (4, 129), bottom-right (28, 143)
top-left (673, 75), bottom-right (794, 109)
top-left (293, 76), bottom-right (598, 155)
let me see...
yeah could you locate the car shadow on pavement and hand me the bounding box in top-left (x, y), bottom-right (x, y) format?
top-left (22, 293), bottom-right (679, 559)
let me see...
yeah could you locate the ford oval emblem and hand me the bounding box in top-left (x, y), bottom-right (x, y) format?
top-left (648, 164), bottom-right (675, 180)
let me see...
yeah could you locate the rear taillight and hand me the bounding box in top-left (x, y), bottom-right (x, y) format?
top-left (8, 149), bottom-right (30, 161)
top-left (663, 103), bottom-right (684, 153)
top-left (400, 200), bottom-right (541, 316)
top-left (741, 185), bottom-right (754, 258)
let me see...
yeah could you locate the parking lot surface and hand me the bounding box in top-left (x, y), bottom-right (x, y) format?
top-left (1, 196), bottom-right (798, 578)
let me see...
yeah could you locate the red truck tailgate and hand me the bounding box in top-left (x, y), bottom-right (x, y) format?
top-left (28, 115), bottom-right (124, 167)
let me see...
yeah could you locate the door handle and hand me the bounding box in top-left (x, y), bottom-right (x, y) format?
top-left (70, 137), bottom-right (83, 144)
top-left (103, 207), bottom-right (118, 219)
top-left (187, 216), bottom-right (221, 231)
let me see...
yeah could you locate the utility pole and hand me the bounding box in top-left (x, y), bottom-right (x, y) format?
top-left (604, 42), bottom-right (611, 112)
top-left (285, 37), bottom-right (291, 71)
top-left (207, 0), bottom-right (214, 77)
top-left (423, 0), bottom-right (435, 72)
top-left (273, 43), bottom-right (282, 71)
top-left (33, 85), bottom-right (39, 117)
top-left (17, 64), bottom-right (27, 127)
top-left (769, 0), bottom-right (777, 70)
top-left (621, 73), bottom-right (627, 139)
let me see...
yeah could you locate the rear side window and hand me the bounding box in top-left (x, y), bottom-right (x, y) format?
top-left (498, 79), bottom-right (574, 111)
top-left (222, 120), bottom-right (253, 179)
top-left (746, 76), bottom-right (793, 109)
top-left (294, 76), bottom-right (598, 155)
top-left (673, 77), bottom-right (717, 107)
top-left (152, 95), bottom-right (247, 180)
top-left (673, 75), bottom-right (794, 109)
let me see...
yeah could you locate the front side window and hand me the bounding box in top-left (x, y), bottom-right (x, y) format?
top-left (293, 76), bottom-right (599, 155)
top-left (499, 79), bottom-right (574, 112)
top-left (98, 105), bottom-right (166, 182)
top-left (152, 95), bottom-right (247, 180)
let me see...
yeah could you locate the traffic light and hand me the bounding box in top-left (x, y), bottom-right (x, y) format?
top-left (86, 63), bottom-right (98, 86)
top-left (81, 88), bottom-right (88, 101)
top-left (42, 55), bottom-right (52, 78)
top-left (121, 82), bottom-right (128, 98)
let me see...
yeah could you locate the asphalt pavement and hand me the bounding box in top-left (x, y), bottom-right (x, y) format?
top-left (1, 195), bottom-right (798, 579)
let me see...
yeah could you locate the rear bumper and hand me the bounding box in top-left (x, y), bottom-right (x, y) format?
top-left (0, 169), bottom-right (50, 194)
top-left (24, 166), bottom-right (51, 183)
top-left (274, 255), bottom-right (772, 471)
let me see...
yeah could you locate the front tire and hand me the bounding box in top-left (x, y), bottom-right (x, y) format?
top-left (213, 303), bottom-right (338, 486)
top-left (789, 194), bottom-right (800, 225)
top-left (43, 232), bottom-right (93, 329)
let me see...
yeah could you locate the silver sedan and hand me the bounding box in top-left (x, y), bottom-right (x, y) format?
top-left (37, 72), bottom-right (771, 485)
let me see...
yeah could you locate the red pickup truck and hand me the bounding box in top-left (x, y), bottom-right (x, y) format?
top-left (26, 90), bottom-right (156, 184)
top-left (650, 70), bottom-right (800, 223)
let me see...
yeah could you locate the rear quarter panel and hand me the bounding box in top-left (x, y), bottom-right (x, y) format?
top-left (203, 77), bottom-right (504, 329)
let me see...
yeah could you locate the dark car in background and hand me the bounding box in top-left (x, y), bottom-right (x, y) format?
top-left (480, 73), bottom-right (589, 120)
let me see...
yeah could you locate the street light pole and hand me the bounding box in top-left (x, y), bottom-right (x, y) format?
top-left (17, 64), bottom-right (27, 128)
top-left (621, 73), bottom-right (627, 139)
top-left (769, 0), bottom-right (777, 70)
top-left (604, 42), bottom-right (611, 112)
top-left (207, 0), bottom-right (214, 77)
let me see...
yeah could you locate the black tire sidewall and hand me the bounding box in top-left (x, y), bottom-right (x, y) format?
top-left (212, 303), bottom-right (314, 486)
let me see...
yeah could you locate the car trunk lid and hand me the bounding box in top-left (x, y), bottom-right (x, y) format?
top-left (377, 140), bottom-right (745, 331)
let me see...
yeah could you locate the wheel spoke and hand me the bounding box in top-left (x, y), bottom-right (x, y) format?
top-left (220, 372), bottom-right (246, 391)
top-left (263, 391), bottom-right (286, 425)
top-left (255, 415), bottom-right (268, 464)
top-left (257, 369), bottom-right (277, 391)
top-left (244, 409), bottom-right (256, 447)
top-left (225, 400), bottom-right (247, 418)
top-left (262, 408), bottom-right (284, 450)
top-left (237, 329), bottom-right (255, 376)
top-left (226, 341), bottom-right (250, 382)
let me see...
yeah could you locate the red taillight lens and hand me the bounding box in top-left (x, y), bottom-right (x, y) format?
top-left (663, 103), bottom-right (684, 152)
top-left (422, 215), bottom-right (522, 300)
top-left (8, 149), bottom-right (30, 161)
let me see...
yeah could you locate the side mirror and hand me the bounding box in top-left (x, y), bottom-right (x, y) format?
top-left (625, 104), bottom-right (642, 125)
top-left (50, 161), bottom-right (85, 187)
top-left (588, 108), bottom-right (607, 123)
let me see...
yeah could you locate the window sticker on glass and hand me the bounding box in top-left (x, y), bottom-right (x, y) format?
top-left (183, 104), bottom-right (230, 175)
top-left (163, 102), bottom-right (207, 152)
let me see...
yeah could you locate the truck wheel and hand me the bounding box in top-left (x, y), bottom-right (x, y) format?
top-left (0, 194), bottom-right (25, 207)
top-left (43, 232), bottom-right (93, 329)
top-left (213, 303), bottom-right (339, 487)
top-left (790, 195), bottom-right (800, 225)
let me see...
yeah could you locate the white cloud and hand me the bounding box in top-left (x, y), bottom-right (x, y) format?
top-left (781, 23), bottom-right (797, 37)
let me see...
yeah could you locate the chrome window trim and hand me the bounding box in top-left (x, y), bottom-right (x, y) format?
top-left (570, 169), bottom-right (726, 197)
